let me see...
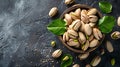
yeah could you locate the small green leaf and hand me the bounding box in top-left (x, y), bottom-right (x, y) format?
top-left (98, 16), bottom-right (115, 34)
top-left (111, 58), bottom-right (115, 66)
top-left (99, 1), bottom-right (112, 13)
top-left (61, 54), bottom-right (73, 67)
top-left (47, 19), bottom-right (66, 35)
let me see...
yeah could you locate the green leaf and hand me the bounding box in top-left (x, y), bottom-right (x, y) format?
top-left (99, 1), bottom-right (112, 13)
top-left (47, 19), bottom-right (66, 35)
top-left (60, 54), bottom-right (73, 67)
top-left (111, 58), bottom-right (115, 66)
top-left (98, 16), bottom-right (115, 34)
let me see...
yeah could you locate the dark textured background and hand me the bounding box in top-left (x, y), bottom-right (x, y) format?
top-left (0, 0), bottom-right (120, 67)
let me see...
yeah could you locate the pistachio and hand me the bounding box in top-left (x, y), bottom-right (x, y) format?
top-left (89, 39), bottom-right (99, 47)
top-left (63, 56), bottom-right (69, 61)
top-left (51, 41), bottom-right (56, 47)
top-left (88, 35), bottom-right (94, 41)
top-left (84, 24), bottom-right (92, 36)
top-left (67, 39), bottom-right (80, 47)
top-left (49, 7), bottom-right (58, 17)
top-left (85, 64), bottom-right (91, 67)
top-left (75, 8), bottom-right (81, 17)
top-left (81, 10), bottom-right (89, 23)
top-left (89, 15), bottom-right (98, 23)
top-left (106, 41), bottom-right (114, 53)
top-left (52, 49), bottom-right (62, 58)
top-left (80, 21), bottom-right (85, 32)
top-left (70, 12), bottom-right (79, 20)
top-left (91, 56), bottom-right (101, 66)
top-left (117, 16), bottom-right (120, 26)
top-left (69, 19), bottom-right (81, 31)
top-left (87, 8), bottom-right (97, 15)
top-left (65, 14), bottom-right (73, 25)
top-left (72, 64), bottom-right (80, 67)
top-left (69, 34), bottom-right (77, 39)
top-left (78, 52), bottom-right (89, 60)
top-left (89, 22), bottom-right (96, 27)
top-left (111, 31), bottom-right (120, 39)
top-left (68, 29), bottom-right (78, 37)
top-left (93, 28), bottom-right (102, 40)
top-left (63, 32), bottom-right (69, 42)
top-left (64, 0), bottom-right (74, 5)
top-left (78, 32), bottom-right (86, 44)
top-left (82, 40), bottom-right (89, 51)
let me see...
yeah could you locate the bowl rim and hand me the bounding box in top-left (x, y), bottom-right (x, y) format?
top-left (59, 4), bottom-right (105, 53)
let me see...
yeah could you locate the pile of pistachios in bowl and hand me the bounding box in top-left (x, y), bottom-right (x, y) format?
top-left (62, 8), bottom-right (103, 51)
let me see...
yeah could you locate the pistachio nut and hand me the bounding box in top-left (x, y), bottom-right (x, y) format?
top-left (63, 32), bottom-right (69, 42)
top-left (89, 39), bottom-right (99, 47)
top-left (85, 64), bottom-right (91, 67)
top-left (78, 32), bottom-right (86, 44)
top-left (65, 14), bottom-right (73, 25)
top-left (75, 8), bottom-right (81, 17)
top-left (67, 39), bottom-right (80, 47)
top-left (111, 31), bottom-right (120, 39)
top-left (91, 56), bottom-right (101, 66)
top-left (69, 19), bottom-right (81, 31)
top-left (64, 0), bottom-right (74, 5)
top-left (63, 56), bottom-right (69, 61)
top-left (67, 29), bottom-right (78, 37)
top-left (89, 22), bottom-right (96, 27)
top-left (106, 41), bottom-right (114, 53)
top-left (49, 7), bottom-right (58, 17)
top-left (93, 28), bottom-right (102, 40)
top-left (51, 41), bottom-right (56, 47)
top-left (72, 64), bottom-right (80, 67)
top-left (81, 10), bottom-right (89, 23)
top-left (52, 49), bottom-right (62, 58)
top-left (89, 15), bottom-right (98, 23)
top-left (78, 52), bottom-right (89, 60)
top-left (70, 12), bottom-right (79, 20)
top-left (87, 8), bottom-right (97, 15)
top-left (117, 16), bottom-right (120, 26)
top-left (88, 35), bottom-right (94, 41)
top-left (84, 24), bottom-right (92, 36)
top-left (80, 21), bottom-right (85, 32)
top-left (82, 40), bottom-right (89, 51)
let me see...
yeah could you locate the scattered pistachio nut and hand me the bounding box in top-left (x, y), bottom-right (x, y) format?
top-left (106, 41), bottom-right (114, 53)
top-left (52, 49), bottom-right (62, 58)
top-left (85, 64), bottom-right (91, 67)
top-left (63, 56), bottom-right (69, 61)
top-left (49, 7), bottom-right (58, 17)
top-left (111, 31), bottom-right (120, 39)
top-left (64, 0), bottom-right (75, 5)
top-left (89, 39), bottom-right (99, 47)
top-left (117, 16), bottom-right (120, 26)
top-left (78, 52), bottom-right (89, 60)
top-left (72, 64), bottom-right (80, 67)
top-left (51, 41), bottom-right (56, 47)
top-left (91, 56), bottom-right (101, 66)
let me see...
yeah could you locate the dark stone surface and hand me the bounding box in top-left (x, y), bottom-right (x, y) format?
top-left (0, 0), bottom-right (120, 67)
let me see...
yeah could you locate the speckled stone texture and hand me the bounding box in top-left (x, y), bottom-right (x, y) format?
top-left (0, 0), bottom-right (120, 67)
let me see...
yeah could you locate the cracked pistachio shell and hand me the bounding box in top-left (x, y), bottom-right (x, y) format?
top-left (49, 7), bottom-right (58, 17)
top-left (52, 49), bottom-right (62, 58)
top-left (78, 32), bottom-right (86, 44)
top-left (67, 29), bottom-right (78, 37)
top-left (63, 32), bottom-right (69, 42)
top-left (80, 21), bottom-right (85, 32)
top-left (89, 22), bottom-right (96, 27)
top-left (84, 24), bottom-right (92, 36)
top-left (75, 8), bottom-right (81, 17)
top-left (78, 52), bottom-right (89, 60)
top-left (91, 56), bottom-right (101, 66)
top-left (65, 14), bottom-right (73, 25)
top-left (72, 64), bottom-right (80, 67)
top-left (89, 15), bottom-right (98, 23)
top-left (67, 39), bottom-right (80, 47)
top-left (70, 12), bottom-right (79, 20)
top-left (81, 10), bottom-right (89, 23)
top-left (82, 40), bottom-right (89, 51)
top-left (111, 31), bottom-right (120, 39)
top-left (87, 8), bottom-right (97, 15)
top-left (89, 39), bottom-right (99, 47)
top-left (93, 28), bottom-right (102, 40)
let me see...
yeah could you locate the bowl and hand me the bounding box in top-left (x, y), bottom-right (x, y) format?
top-left (59, 4), bottom-right (105, 53)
